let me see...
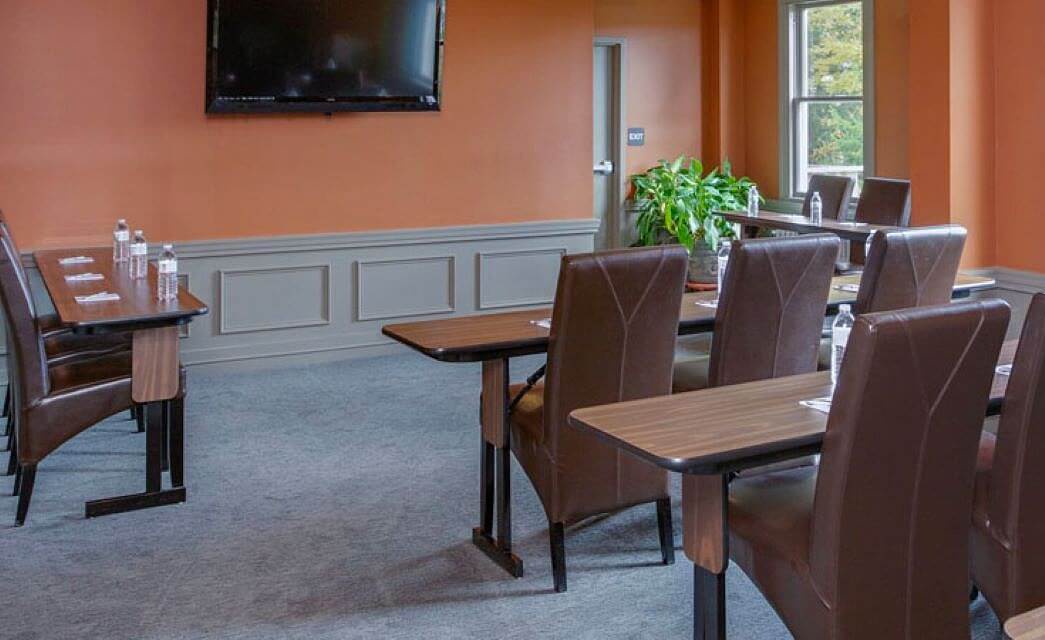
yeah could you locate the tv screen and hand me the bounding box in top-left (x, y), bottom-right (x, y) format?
top-left (206, 0), bottom-right (445, 114)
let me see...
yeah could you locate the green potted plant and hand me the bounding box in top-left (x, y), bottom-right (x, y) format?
top-left (631, 156), bottom-right (760, 284)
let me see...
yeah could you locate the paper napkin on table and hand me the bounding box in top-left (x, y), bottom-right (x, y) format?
top-left (65, 273), bottom-right (104, 282)
top-left (800, 396), bottom-right (833, 414)
top-left (74, 292), bottom-right (120, 304)
top-left (833, 284), bottom-right (860, 293)
top-left (996, 364), bottom-right (1013, 376)
top-left (530, 318), bottom-right (551, 330)
top-left (59, 256), bottom-right (95, 265)
top-left (696, 300), bottom-right (719, 309)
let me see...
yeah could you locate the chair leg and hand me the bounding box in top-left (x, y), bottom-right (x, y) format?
top-left (2, 385), bottom-right (8, 418)
top-left (14, 464), bottom-right (36, 526)
top-left (12, 464), bottom-right (22, 495)
top-left (5, 431), bottom-right (16, 477)
top-left (135, 405), bottom-right (145, 433)
top-left (1, 414), bottom-right (10, 451)
top-left (550, 522), bottom-right (567, 593)
top-left (656, 498), bottom-right (676, 565)
top-left (168, 398), bottom-right (184, 488)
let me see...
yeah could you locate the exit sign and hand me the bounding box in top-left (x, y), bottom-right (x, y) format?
top-left (627, 128), bottom-right (646, 146)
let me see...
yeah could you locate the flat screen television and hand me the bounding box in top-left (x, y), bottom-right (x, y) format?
top-left (206, 0), bottom-right (446, 114)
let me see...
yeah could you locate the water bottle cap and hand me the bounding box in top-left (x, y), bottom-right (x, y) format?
top-left (135, 230), bottom-right (143, 234)
top-left (117, 218), bottom-right (126, 224)
top-left (163, 244), bottom-right (173, 249)
top-left (840, 304), bottom-right (851, 314)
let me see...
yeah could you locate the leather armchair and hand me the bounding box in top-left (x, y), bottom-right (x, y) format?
top-left (818, 224), bottom-right (968, 369)
top-left (510, 246), bottom-right (688, 592)
top-left (673, 235), bottom-right (841, 393)
top-left (838, 177), bottom-right (912, 272)
top-left (730, 300), bottom-right (1009, 639)
top-left (801, 174), bottom-right (855, 221)
top-left (971, 293), bottom-right (1045, 623)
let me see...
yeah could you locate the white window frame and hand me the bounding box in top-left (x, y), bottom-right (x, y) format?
top-left (778, 0), bottom-right (875, 205)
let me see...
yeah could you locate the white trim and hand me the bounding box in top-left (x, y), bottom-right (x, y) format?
top-left (594, 37), bottom-right (628, 249)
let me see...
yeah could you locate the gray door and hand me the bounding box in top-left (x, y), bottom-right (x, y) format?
top-left (593, 42), bottom-right (621, 250)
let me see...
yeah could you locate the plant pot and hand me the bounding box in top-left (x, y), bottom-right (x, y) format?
top-left (687, 240), bottom-right (718, 285)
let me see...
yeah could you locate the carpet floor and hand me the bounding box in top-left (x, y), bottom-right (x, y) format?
top-left (0, 353), bottom-right (1006, 639)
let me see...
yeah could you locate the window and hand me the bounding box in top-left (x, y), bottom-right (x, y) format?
top-left (781, 0), bottom-right (873, 200)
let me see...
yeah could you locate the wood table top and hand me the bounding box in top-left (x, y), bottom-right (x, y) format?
top-left (383, 272), bottom-right (995, 363)
top-left (1006, 605), bottom-right (1045, 639)
top-left (720, 210), bottom-right (898, 242)
top-left (35, 247), bottom-right (208, 331)
top-left (569, 340), bottom-right (1016, 475)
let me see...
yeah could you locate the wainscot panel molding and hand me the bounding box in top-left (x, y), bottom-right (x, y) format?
top-left (0, 219), bottom-right (598, 378)
top-left (478, 248), bottom-right (566, 310)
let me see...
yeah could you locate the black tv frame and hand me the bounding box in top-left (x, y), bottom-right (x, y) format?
top-left (205, 0), bottom-right (446, 115)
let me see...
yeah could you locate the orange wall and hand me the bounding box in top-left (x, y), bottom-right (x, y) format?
top-left (993, 0), bottom-right (1045, 273)
top-left (595, 0), bottom-right (703, 178)
top-left (874, 0), bottom-right (910, 179)
top-left (0, 0), bottom-right (595, 249)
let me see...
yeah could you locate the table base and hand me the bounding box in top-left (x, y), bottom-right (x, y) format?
top-left (471, 528), bottom-right (524, 577)
top-left (85, 487), bottom-right (186, 518)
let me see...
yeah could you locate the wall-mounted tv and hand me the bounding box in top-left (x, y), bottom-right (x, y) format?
top-left (206, 0), bottom-right (446, 114)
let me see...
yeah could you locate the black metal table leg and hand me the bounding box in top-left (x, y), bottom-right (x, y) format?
top-left (168, 397), bottom-right (184, 488)
top-left (471, 357), bottom-right (523, 577)
top-left (694, 566), bottom-right (726, 640)
top-left (84, 400), bottom-right (186, 518)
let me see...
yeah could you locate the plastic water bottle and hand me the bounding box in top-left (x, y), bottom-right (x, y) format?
top-left (831, 304), bottom-right (855, 386)
top-left (113, 219), bottom-right (130, 263)
top-left (157, 244), bottom-right (178, 301)
top-left (716, 240), bottom-right (732, 296)
top-left (129, 230), bottom-right (147, 279)
top-left (747, 185), bottom-right (760, 217)
top-left (810, 192), bottom-right (823, 225)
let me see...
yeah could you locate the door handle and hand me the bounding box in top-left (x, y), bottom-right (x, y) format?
top-left (593, 161), bottom-right (614, 176)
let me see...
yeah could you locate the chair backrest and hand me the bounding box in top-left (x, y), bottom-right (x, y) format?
top-left (708, 234), bottom-right (840, 387)
top-left (854, 177), bottom-right (912, 227)
top-left (855, 225), bottom-right (967, 315)
top-left (810, 300), bottom-right (1010, 638)
top-left (544, 246), bottom-right (688, 439)
top-left (0, 222), bottom-right (49, 407)
top-left (986, 292), bottom-right (1045, 612)
top-left (801, 174), bottom-right (855, 221)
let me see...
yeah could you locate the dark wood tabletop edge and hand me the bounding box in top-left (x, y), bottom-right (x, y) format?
top-left (566, 411), bottom-right (827, 474)
top-left (380, 325), bottom-right (549, 363)
top-left (67, 305), bottom-right (209, 332)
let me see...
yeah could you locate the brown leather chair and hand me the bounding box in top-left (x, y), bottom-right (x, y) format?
top-left (0, 228), bottom-right (183, 525)
top-left (838, 177), bottom-right (912, 271)
top-left (971, 293), bottom-right (1045, 623)
top-left (0, 219), bottom-right (131, 469)
top-left (818, 224), bottom-right (968, 368)
top-left (509, 246), bottom-right (688, 592)
top-left (673, 235), bottom-right (841, 393)
top-left (730, 299), bottom-right (1009, 639)
top-left (801, 174), bottom-right (855, 221)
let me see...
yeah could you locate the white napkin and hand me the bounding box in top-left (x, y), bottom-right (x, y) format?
top-left (64, 273), bottom-right (104, 282)
top-left (996, 364), bottom-right (1013, 376)
top-left (530, 318), bottom-right (551, 330)
top-left (833, 284), bottom-right (861, 293)
top-left (59, 256), bottom-right (95, 265)
top-left (74, 292), bottom-right (120, 304)
top-left (696, 300), bottom-right (719, 309)
top-left (800, 396), bottom-right (833, 414)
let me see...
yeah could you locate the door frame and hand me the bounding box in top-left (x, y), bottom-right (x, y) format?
top-left (594, 37), bottom-right (628, 249)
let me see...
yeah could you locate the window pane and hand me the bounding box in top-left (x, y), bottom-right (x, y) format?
top-left (802, 2), bottom-right (863, 98)
top-left (796, 100), bottom-right (864, 194)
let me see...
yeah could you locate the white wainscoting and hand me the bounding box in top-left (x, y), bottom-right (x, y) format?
top-left (3, 219), bottom-right (598, 378)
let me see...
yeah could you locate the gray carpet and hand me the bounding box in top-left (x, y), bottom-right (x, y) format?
top-left (0, 353), bottom-right (1006, 639)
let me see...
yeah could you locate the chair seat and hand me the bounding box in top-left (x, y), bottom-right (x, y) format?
top-left (672, 355), bottom-right (710, 393)
top-left (37, 313), bottom-right (68, 337)
top-left (44, 330), bottom-right (131, 365)
top-left (834, 261), bottom-right (862, 276)
top-left (48, 350), bottom-right (133, 395)
top-left (729, 465), bottom-right (827, 639)
top-left (509, 382), bottom-right (544, 445)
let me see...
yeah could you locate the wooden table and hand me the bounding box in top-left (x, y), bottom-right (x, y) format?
top-left (1007, 605), bottom-right (1045, 639)
top-left (720, 210), bottom-right (898, 243)
top-left (569, 342), bottom-right (1016, 639)
top-left (382, 272), bottom-right (995, 578)
top-left (35, 247), bottom-right (208, 517)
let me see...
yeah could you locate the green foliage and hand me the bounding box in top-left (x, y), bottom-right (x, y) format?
top-left (631, 156), bottom-right (760, 253)
top-left (805, 2), bottom-right (864, 167)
